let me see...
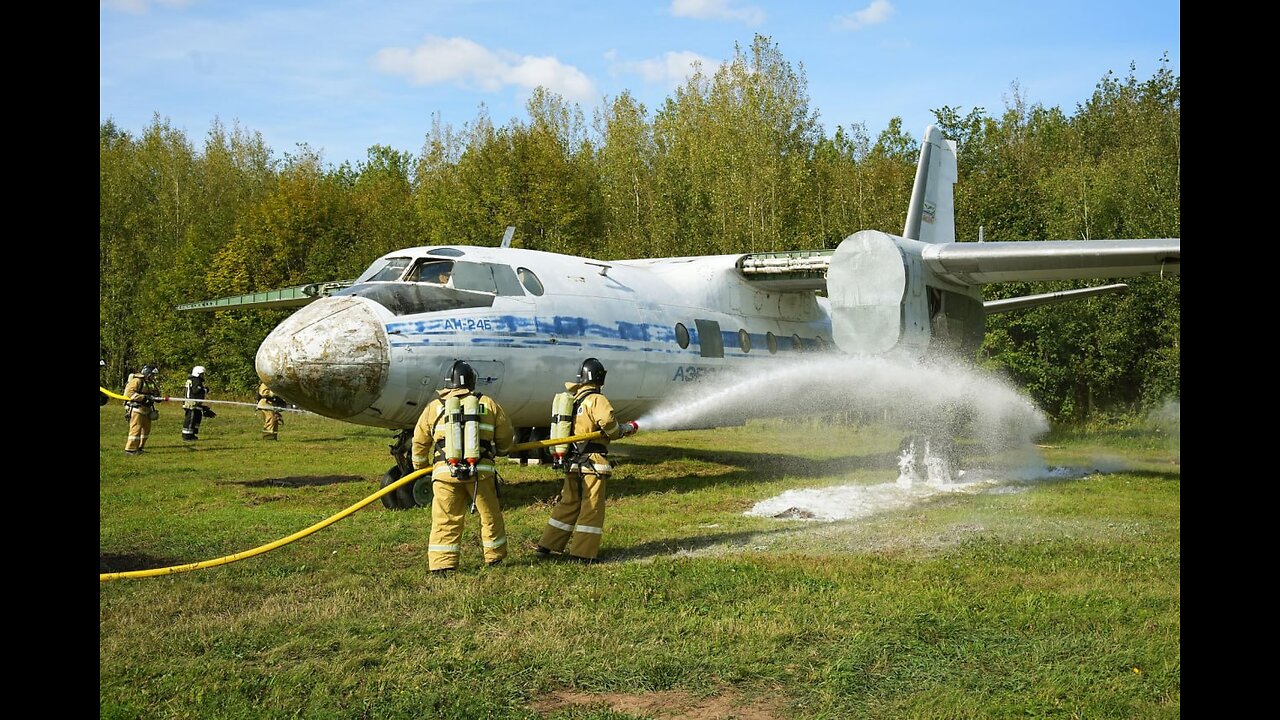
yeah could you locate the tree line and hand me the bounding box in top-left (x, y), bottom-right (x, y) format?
top-left (99, 35), bottom-right (1179, 425)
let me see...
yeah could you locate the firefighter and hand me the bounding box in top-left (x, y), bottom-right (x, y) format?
top-left (535, 358), bottom-right (638, 564)
top-left (256, 382), bottom-right (286, 440)
top-left (123, 364), bottom-right (162, 455)
top-left (181, 366), bottom-right (215, 441)
top-left (411, 360), bottom-right (515, 575)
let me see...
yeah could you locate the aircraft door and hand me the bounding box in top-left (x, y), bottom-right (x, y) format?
top-left (422, 360), bottom-right (506, 400)
top-left (628, 299), bottom-right (659, 399)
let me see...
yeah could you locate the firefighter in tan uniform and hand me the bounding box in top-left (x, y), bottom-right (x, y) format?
top-left (123, 364), bottom-right (162, 455)
top-left (535, 358), bottom-right (638, 563)
top-left (411, 360), bottom-right (515, 575)
top-left (256, 382), bottom-right (286, 439)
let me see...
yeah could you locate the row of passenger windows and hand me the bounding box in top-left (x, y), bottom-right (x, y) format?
top-left (360, 256), bottom-right (829, 354)
top-left (673, 321), bottom-right (828, 356)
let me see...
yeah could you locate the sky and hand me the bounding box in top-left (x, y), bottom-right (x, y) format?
top-left (100, 0), bottom-right (1180, 169)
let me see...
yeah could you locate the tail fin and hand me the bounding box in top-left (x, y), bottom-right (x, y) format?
top-left (902, 125), bottom-right (957, 244)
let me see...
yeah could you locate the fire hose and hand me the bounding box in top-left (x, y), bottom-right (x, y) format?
top-left (99, 428), bottom-right (624, 581)
top-left (100, 387), bottom-right (308, 412)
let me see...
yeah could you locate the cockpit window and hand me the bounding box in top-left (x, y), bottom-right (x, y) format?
top-left (452, 262), bottom-right (525, 296)
top-left (517, 267), bottom-right (544, 296)
top-left (360, 257), bottom-right (412, 282)
top-left (405, 260), bottom-right (454, 285)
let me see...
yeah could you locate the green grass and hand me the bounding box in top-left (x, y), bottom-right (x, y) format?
top-left (100, 404), bottom-right (1180, 719)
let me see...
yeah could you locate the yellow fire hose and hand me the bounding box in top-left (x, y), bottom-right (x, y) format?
top-left (99, 429), bottom-right (609, 582)
top-left (101, 386), bottom-right (305, 411)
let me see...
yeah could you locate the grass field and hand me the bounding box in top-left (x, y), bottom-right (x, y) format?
top-left (100, 402), bottom-right (1180, 719)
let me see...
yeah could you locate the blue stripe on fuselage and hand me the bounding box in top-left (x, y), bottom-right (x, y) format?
top-left (385, 314), bottom-right (828, 354)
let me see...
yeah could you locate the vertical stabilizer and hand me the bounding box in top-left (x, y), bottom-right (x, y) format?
top-left (902, 125), bottom-right (957, 244)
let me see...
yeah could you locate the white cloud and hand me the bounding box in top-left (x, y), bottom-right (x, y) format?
top-left (670, 0), bottom-right (765, 25)
top-left (374, 36), bottom-right (597, 104)
top-left (102, 0), bottom-right (193, 13)
top-left (836, 0), bottom-right (894, 31)
top-left (612, 50), bottom-right (720, 88)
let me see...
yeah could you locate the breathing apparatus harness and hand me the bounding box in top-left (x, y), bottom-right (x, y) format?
top-left (258, 388), bottom-right (287, 409)
top-left (429, 390), bottom-right (500, 513)
top-left (123, 374), bottom-right (162, 420)
top-left (550, 388), bottom-right (606, 472)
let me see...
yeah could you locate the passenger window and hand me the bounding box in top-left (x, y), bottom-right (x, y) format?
top-left (675, 323), bottom-right (690, 349)
top-left (738, 329), bottom-right (751, 353)
top-left (766, 332), bottom-right (778, 354)
top-left (791, 334), bottom-right (804, 352)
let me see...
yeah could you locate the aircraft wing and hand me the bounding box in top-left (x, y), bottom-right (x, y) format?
top-left (177, 280), bottom-right (354, 311)
top-left (919, 238), bottom-right (1180, 285)
top-left (736, 238), bottom-right (1180, 292)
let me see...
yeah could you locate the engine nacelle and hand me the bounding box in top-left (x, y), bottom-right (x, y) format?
top-left (827, 230), bottom-right (984, 359)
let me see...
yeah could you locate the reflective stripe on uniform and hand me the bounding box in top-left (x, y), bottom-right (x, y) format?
top-left (602, 419), bottom-right (620, 436)
top-left (431, 464), bottom-right (497, 480)
top-left (574, 524), bottom-right (603, 535)
top-left (592, 463), bottom-right (612, 474)
top-left (571, 462), bottom-right (612, 474)
top-left (547, 518), bottom-right (573, 531)
top-left (411, 453), bottom-right (432, 465)
top-left (482, 536), bottom-right (507, 549)
top-left (479, 422), bottom-right (494, 432)
top-left (429, 544), bottom-right (460, 553)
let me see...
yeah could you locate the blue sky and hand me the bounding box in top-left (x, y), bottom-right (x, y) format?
top-left (100, 0), bottom-right (1180, 169)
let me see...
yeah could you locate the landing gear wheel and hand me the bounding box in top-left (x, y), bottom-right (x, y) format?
top-left (528, 426), bottom-right (552, 465)
top-left (380, 465), bottom-right (417, 510)
top-left (411, 476), bottom-right (433, 507)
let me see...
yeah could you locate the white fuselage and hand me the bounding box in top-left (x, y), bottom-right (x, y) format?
top-left (256, 245), bottom-right (834, 429)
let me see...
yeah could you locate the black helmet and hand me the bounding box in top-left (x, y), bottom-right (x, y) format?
top-left (576, 357), bottom-right (606, 385)
top-left (444, 360), bottom-right (476, 390)
top-left (141, 364), bottom-right (158, 377)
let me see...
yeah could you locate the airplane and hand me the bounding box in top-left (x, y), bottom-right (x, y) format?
top-left (180, 125), bottom-right (1180, 506)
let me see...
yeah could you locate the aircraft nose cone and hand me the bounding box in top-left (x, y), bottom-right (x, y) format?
top-left (255, 296), bottom-right (390, 419)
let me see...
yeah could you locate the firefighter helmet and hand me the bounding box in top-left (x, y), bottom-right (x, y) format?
top-left (191, 365), bottom-right (206, 377)
top-left (576, 357), bottom-right (606, 386)
top-left (141, 364), bottom-right (158, 377)
top-left (444, 360), bottom-right (476, 390)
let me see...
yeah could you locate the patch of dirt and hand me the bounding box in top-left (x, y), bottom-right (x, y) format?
top-left (100, 552), bottom-right (180, 573)
top-left (225, 475), bottom-right (367, 488)
top-left (244, 493), bottom-right (288, 506)
top-left (531, 688), bottom-right (787, 719)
